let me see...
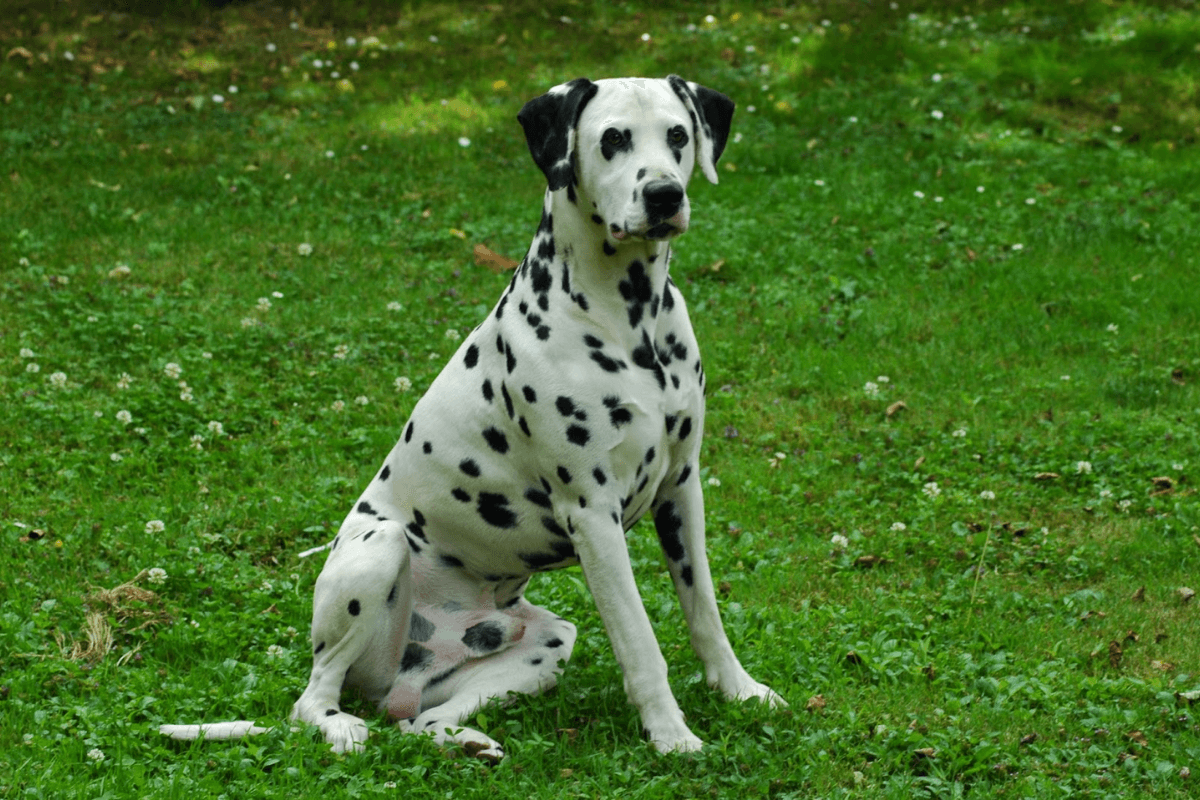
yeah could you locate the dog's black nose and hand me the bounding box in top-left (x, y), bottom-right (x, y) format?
top-left (643, 180), bottom-right (684, 222)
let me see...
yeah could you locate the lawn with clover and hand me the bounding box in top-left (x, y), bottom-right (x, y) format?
top-left (2, 2), bottom-right (1199, 798)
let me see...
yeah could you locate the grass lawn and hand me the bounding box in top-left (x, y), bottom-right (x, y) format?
top-left (2, 1), bottom-right (1199, 797)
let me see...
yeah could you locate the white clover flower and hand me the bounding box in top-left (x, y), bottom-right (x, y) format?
top-left (187, 546), bottom-right (201, 556)
top-left (747, 105), bottom-right (756, 113)
top-left (640, 33), bottom-right (651, 42)
top-left (26, 362), bottom-right (40, 373)
top-left (110, 453), bottom-right (123, 463)
top-left (350, 61), bottom-right (360, 71)
top-left (1118, 499), bottom-right (1132, 511)
top-left (109, 263), bottom-right (132, 278)
top-left (458, 137), bottom-right (471, 148)
top-left (863, 381), bottom-right (880, 398)
top-left (48, 371), bottom-right (68, 388)
top-left (768, 451), bottom-right (787, 468)
top-left (333, 344), bottom-right (350, 360)
top-left (952, 428), bottom-right (967, 438)
top-left (813, 179), bottom-right (826, 186)
top-left (272, 291), bottom-right (283, 299)
top-left (1112, 125), bottom-right (1123, 133)
top-left (931, 73), bottom-right (942, 82)
top-left (923, 481), bottom-right (941, 499)
top-left (94, 410), bottom-right (104, 418)
top-left (207, 420), bottom-right (224, 435)
top-left (876, 375), bottom-right (890, 383)
top-left (116, 410), bottom-right (133, 425)
top-left (257, 297), bottom-right (272, 311)
top-left (240, 317), bottom-right (259, 329)
top-left (64, 51), bottom-right (75, 61)
top-left (395, 376), bottom-right (412, 392)
top-left (980, 490), bottom-right (995, 500)
top-left (228, 85), bottom-right (238, 94)
top-left (331, 400), bottom-right (345, 412)
top-left (930, 109), bottom-right (943, 120)
top-left (212, 94), bottom-right (225, 104)
top-left (87, 747), bottom-right (105, 762)
top-left (189, 434), bottom-right (204, 450)
top-left (1060, 374), bottom-right (1071, 381)
top-left (261, 580), bottom-right (273, 592)
top-left (934, 196), bottom-right (944, 202)
top-left (1099, 488), bottom-right (1113, 499)
top-left (848, 116), bottom-right (858, 123)
top-left (147, 567), bottom-right (168, 585)
top-left (445, 328), bottom-right (460, 341)
top-left (1106, 323), bottom-right (1119, 334)
top-left (976, 185), bottom-right (985, 193)
top-left (914, 190), bottom-right (926, 199)
top-left (387, 301), bottom-right (403, 311)
top-left (180, 385), bottom-right (194, 402)
top-left (201, 352), bottom-right (212, 359)
top-left (164, 362), bottom-right (182, 379)
top-left (266, 644), bottom-right (286, 658)
top-left (1025, 197), bottom-right (1036, 205)
top-left (1012, 243), bottom-right (1024, 251)
top-left (890, 522), bottom-right (907, 532)
top-left (1076, 461), bottom-right (1092, 474)
top-left (266, 42), bottom-right (277, 52)
top-left (1172, 462), bottom-right (1184, 471)
top-left (354, 396), bottom-right (369, 406)
top-left (325, 150), bottom-right (335, 158)
top-left (190, 619), bottom-right (200, 628)
top-left (19, 347), bottom-right (35, 358)
top-left (707, 476), bottom-right (721, 487)
top-left (297, 242), bottom-right (313, 256)
top-left (831, 534), bottom-right (849, 549)
top-left (286, 625), bottom-right (298, 637)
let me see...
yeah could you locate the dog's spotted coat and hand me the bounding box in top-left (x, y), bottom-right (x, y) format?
top-left (161, 75), bottom-right (784, 760)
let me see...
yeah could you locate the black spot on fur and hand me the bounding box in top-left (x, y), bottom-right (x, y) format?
top-left (326, 709), bottom-right (338, 717)
top-left (357, 501), bottom-right (376, 516)
top-left (314, 641), bottom-right (326, 654)
top-left (412, 508), bottom-right (426, 527)
top-left (440, 554), bottom-right (465, 569)
top-left (460, 459), bottom-right (481, 478)
top-left (584, 334), bottom-right (603, 349)
top-left (591, 213), bottom-right (603, 225)
top-left (404, 422), bottom-right (414, 443)
top-left (644, 447), bottom-right (656, 464)
top-left (401, 643), bottom-right (434, 672)
top-left (464, 344), bottom-right (479, 368)
top-left (386, 583), bottom-right (396, 604)
top-left (654, 502), bottom-right (686, 561)
top-left (522, 385), bottom-right (538, 403)
top-left (428, 667), bottom-right (457, 687)
top-left (525, 488), bottom-right (552, 509)
top-left (555, 396), bottom-right (578, 417)
top-left (631, 331), bottom-right (666, 390)
top-left (478, 492), bottom-right (518, 529)
top-left (676, 464), bottom-right (692, 486)
top-left (482, 379), bottom-right (494, 403)
top-left (379, 464), bottom-right (391, 481)
top-left (557, 465), bottom-right (572, 484)
top-left (423, 441), bottom-right (432, 455)
top-left (619, 261), bottom-right (654, 329)
top-left (681, 565), bottom-right (694, 587)
top-left (603, 241), bottom-right (617, 256)
top-left (593, 468), bottom-right (608, 485)
top-left (482, 426), bottom-right (509, 454)
top-left (519, 417), bottom-right (532, 437)
top-left (591, 350), bottom-right (627, 373)
top-left (452, 487), bottom-right (471, 502)
top-left (542, 516), bottom-right (569, 538)
top-left (406, 612), bottom-right (432, 642)
top-left (546, 637), bottom-right (564, 648)
top-left (679, 417), bottom-right (693, 440)
top-left (362, 530), bottom-right (375, 542)
top-left (665, 415), bottom-right (677, 434)
top-left (462, 621), bottom-right (505, 652)
top-left (566, 425), bottom-right (590, 447)
top-left (501, 382), bottom-right (515, 418)
top-left (348, 599), bottom-right (361, 616)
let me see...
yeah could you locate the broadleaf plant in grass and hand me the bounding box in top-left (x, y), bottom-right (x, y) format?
top-left (2, 2), bottom-right (1198, 797)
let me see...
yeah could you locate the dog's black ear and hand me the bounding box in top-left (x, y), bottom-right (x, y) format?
top-left (667, 76), bottom-right (735, 184)
top-left (517, 78), bottom-right (599, 191)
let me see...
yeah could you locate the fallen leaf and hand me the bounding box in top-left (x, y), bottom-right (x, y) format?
top-left (844, 651), bottom-right (863, 666)
top-left (1125, 730), bottom-right (1148, 747)
top-left (702, 258), bottom-right (725, 273)
top-left (1131, 585), bottom-right (1145, 602)
top-left (6, 46), bottom-right (34, 61)
top-left (886, 400), bottom-right (908, 417)
top-left (473, 243), bottom-right (519, 273)
top-left (854, 555), bottom-right (888, 569)
top-left (1019, 733), bottom-right (1039, 746)
top-left (1151, 476), bottom-right (1174, 490)
top-left (1151, 659), bottom-right (1175, 672)
top-left (1176, 689), bottom-right (1200, 705)
top-left (448, 228), bottom-right (467, 240)
top-left (914, 455), bottom-right (925, 469)
top-left (914, 748), bottom-right (936, 758)
top-left (965, 247), bottom-right (977, 261)
top-left (1123, 630), bottom-right (1139, 643)
top-left (1178, 587), bottom-right (1196, 603)
top-left (1034, 472), bottom-right (1060, 481)
top-left (805, 695), bottom-right (827, 713)
top-left (1108, 640), bottom-right (1122, 668)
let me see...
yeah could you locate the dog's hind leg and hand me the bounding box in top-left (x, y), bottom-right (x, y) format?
top-left (291, 513), bottom-right (414, 752)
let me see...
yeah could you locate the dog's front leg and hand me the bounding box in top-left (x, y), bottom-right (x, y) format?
top-left (573, 518), bottom-right (702, 753)
top-left (653, 474), bottom-right (787, 708)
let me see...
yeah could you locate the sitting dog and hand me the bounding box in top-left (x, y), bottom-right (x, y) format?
top-left (162, 75), bottom-right (784, 760)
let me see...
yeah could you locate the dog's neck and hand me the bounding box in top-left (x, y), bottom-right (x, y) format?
top-left (528, 186), bottom-right (674, 349)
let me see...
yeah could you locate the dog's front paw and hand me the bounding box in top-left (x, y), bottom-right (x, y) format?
top-left (645, 722), bottom-right (704, 754)
top-left (321, 712), bottom-right (370, 753)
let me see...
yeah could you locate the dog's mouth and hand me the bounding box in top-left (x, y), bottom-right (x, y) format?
top-left (644, 222), bottom-right (678, 240)
top-left (611, 222), bottom-right (682, 242)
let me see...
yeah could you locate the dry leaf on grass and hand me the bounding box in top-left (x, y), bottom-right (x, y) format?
top-left (473, 243), bottom-right (519, 273)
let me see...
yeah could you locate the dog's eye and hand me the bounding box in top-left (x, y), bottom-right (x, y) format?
top-left (603, 128), bottom-right (624, 147)
top-left (667, 127), bottom-right (689, 147)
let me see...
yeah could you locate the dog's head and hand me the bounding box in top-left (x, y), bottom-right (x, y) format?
top-left (517, 76), bottom-right (734, 245)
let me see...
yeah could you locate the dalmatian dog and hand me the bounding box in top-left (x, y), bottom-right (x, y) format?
top-left (161, 75), bottom-right (784, 759)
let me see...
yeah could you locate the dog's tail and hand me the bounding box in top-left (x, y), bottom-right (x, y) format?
top-left (159, 721), bottom-right (274, 741)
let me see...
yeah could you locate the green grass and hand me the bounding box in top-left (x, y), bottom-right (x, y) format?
top-left (2, 1), bottom-right (1199, 797)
